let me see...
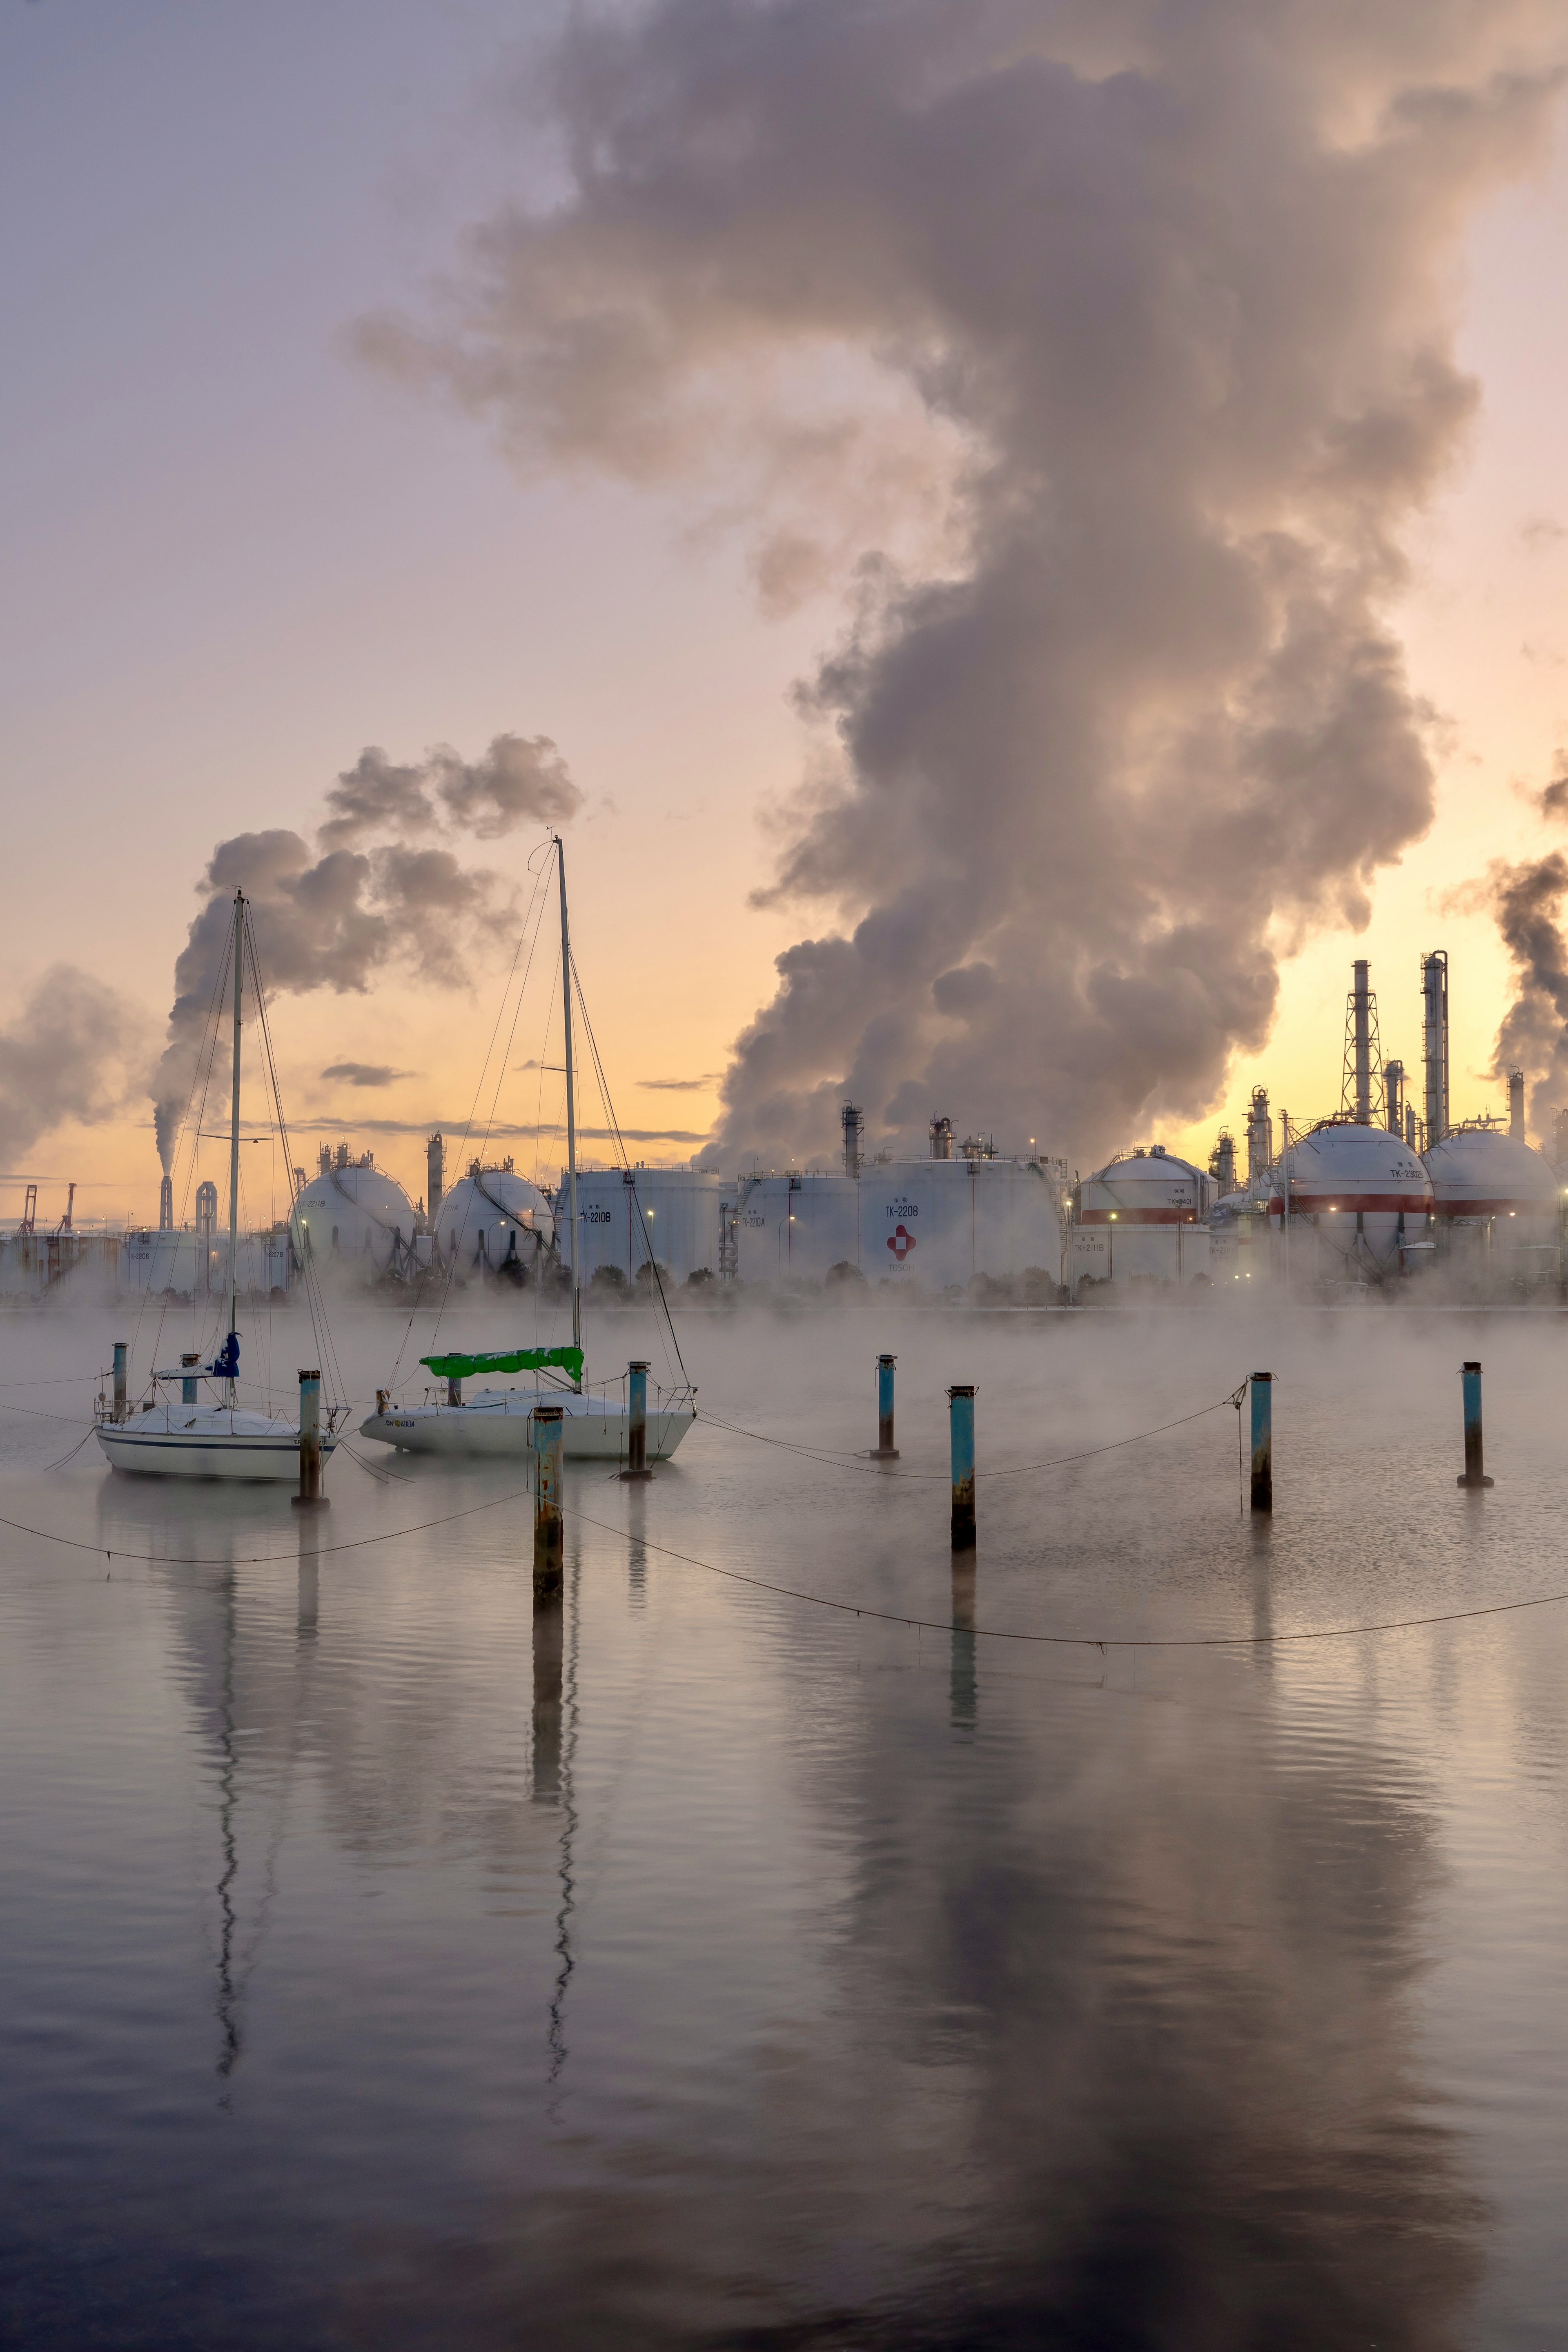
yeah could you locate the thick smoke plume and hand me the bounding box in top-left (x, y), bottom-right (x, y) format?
top-left (1488, 757), bottom-right (1568, 1129)
top-left (153, 734), bottom-right (579, 1171)
top-left (364, 0), bottom-right (1564, 1166)
top-left (0, 967), bottom-right (147, 1169)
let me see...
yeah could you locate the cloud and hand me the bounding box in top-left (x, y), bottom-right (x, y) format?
top-left (153, 729), bottom-right (578, 1171)
top-left (369, 0), bottom-right (1566, 1167)
top-left (1522, 514), bottom-right (1568, 552)
top-left (637, 1073), bottom-right (722, 1092)
top-left (321, 1062), bottom-right (416, 1088)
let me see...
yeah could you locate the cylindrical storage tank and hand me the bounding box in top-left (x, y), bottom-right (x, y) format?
top-left (1077, 1145), bottom-right (1210, 1285)
top-left (731, 1175), bottom-right (864, 1285)
top-left (1270, 1121), bottom-right (1432, 1274)
top-left (857, 1159), bottom-right (1065, 1291)
top-left (1423, 1128), bottom-right (1561, 1290)
top-left (433, 1166), bottom-right (555, 1277)
top-left (290, 1161), bottom-right (419, 1278)
top-left (569, 1168), bottom-right (725, 1289)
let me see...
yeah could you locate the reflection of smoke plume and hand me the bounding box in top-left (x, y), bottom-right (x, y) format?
top-left (153, 735), bottom-right (579, 1172)
top-left (0, 967), bottom-right (145, 1166)
top-left (361, 0), bottom-right (1562, 1165)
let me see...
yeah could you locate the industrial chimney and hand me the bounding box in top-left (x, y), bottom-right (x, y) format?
top-left (1384, 1058), bottom-right (1405, 1140)
top-left (427, 1129), bottom-right (445, 1222)
top-left (1352, 961), bottom-right (1372, 1123)
top-left (1246, 1088), bottom-right (1272, 1184)
top-left (158, 1172), bottom-right (174, 1232)
top-left (842, 1101), bottom-right (864, 1179)
top-left (929, 1116), bottom-right (953, 1162)
top-left (1508, 1069), bottom-right (1525, 1143)
top-left (1422, 951), bottom-right (1449, 1146)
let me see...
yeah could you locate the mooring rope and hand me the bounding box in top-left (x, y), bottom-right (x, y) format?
top-left (692, 1383), bottom-right (1251, 1482)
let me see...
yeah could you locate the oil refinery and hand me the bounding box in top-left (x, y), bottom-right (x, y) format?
top-left (2, 949), bottom-right (1564, 1309)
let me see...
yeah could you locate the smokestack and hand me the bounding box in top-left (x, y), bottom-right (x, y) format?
top-left (1209, 1130), bottom-right (1236, 1194)
top-left (1384, 1059), bottom-right (1405, 1139)
top-left (1406, 1102), bottom-right (1419, 1153)
top-left (929, 1115), bottom-right (953, 1162)
top-left (1246, 1088), bottom-right (1272, 1184)
top-left (842, 1101), bottom-right (864, 1179)
top-left (1352, 960), bottom-right (1372, 1124)
top-left (158, 1172), bottom-right (173, 1232)
top-left (1422, 951), bottom-right (1449, 1146)
top-left (1508, 1068), bottom-right (1525, 1143)
top-left (427, 1129), bottom-right (445, 1221)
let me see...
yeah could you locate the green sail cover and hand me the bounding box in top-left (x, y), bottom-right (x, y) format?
top-left (420, 1345), bottom-right (585, 1383)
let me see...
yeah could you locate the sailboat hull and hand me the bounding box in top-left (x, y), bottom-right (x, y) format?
top-left (97, 1412), bottom-right (339, 1482)
top-left (360, 1394), bottom-right (693, 1462)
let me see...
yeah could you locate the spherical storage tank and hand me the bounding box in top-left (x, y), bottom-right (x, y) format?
top-left (1423, 1127), bottom-right (1561, 1284)
top-left (1270, 1120), bottom-right (1432, 1271)
top-left (436, 1165), bottom-right (555, 1275)
top-left (291, 1160), bottom-right (419, 1276)
top-left (1080, 1145), bottom-right (1209, 1224)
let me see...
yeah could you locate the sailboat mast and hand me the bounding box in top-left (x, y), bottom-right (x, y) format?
top-left (555, 837), bottom-right (582, 1374)
top-left (227, 889), bottom-right (243, 1388)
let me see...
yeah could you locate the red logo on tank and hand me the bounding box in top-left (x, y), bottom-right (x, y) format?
top-left (886, 1223), bottom-right (917, 1262)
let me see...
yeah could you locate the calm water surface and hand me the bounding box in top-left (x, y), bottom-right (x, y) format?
top-left (2, 1307), bottom-right (1567, 2348)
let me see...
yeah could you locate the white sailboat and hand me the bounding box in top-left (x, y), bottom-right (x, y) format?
top-left (97, 891), bottom-right (341, 1483)
top-left (358, 835), bottom-right (695, 1466)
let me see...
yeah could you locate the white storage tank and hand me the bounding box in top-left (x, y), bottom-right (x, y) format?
top-left (291, 1154), bottom-right (419, 1278)
top-left (570, 1167), bottom-right (726, 1288)
top-left (118, 1228), bottom-right (291, 1298)
top-left (1423, 1126), bottom-right (1561, 1288)
top-left (434, 1163), bottom-right (555, 1278)
top-left (1270, 1120), bottom-right (1432, 1274)
top-left (729, 1175), bottom-right (864, 1285)
top-left (857, 1158), bottom-right (1064, 1291)
top-left (1076, 1145), bottom-right (1210, 1285)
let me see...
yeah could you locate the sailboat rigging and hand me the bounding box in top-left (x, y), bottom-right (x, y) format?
top-left (96, 891), bottom-right (342, 1482)
top-left (359, 835), bottom-right (695, 1463)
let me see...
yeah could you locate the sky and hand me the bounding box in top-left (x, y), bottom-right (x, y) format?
top-left (3, 0), bottom-right (1568, 1228)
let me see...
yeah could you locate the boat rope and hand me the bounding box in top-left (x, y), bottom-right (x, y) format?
top-left (690, 1383), bottom-right (1251, 1482)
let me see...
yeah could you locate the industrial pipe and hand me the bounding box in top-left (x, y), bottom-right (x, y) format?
top-left (533, 1404), bottom-right (565, 1597)
top-left (1250, 1372), bottom-right (1273, 1513)
top-left (293, 1368), bottom-right (327, 1508)
top-left (1457, 1360), bottom-right (1494, 1489)
top-left (874, 1354), bottom-right (900, 1459)
top-left (619, 1359), bottom-right (653, 1482)
top-left (112, 1341), bottom-right (127, 1425)
top-left (948, 1384), bottom-right (976, 1550)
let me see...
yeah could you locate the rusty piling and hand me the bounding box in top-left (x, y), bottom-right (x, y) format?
top-left (1458, 1360), bottom-right (1494, 1488)
top-left (533, 1403), bottom-right (565, 1597)
top-left (948, 1384), bottom-right (976, 1550)
top-left (1249, 1372), bottom-right (1273, 1513)
top-left (292, 1368), bottom-right (327, 1508)
top-left (873, 1353), bottom-right (900, 1459)
top-left (619, 1359), bottom-right (653, 1481)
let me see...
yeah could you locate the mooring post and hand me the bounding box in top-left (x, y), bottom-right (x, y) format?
top-left (292, 1368), bottom-right (327, 1508)
top-left (874, 1353), bottom-right (900, 1459)
top-left (948, 1384), bottom-right (976, 1550)
top-left (180, 1352), bottom-right (200, 1405)
top-left (1249, 1372), bottom-right (1273, 1513)
top-left (619, 1358), bottom-right (653, 1482)
top-left (1458, 1359), bottom-right (1494, 1488)
top-left (533, 1403), bottom-right (565, 1597)
top-left (112, 1341), bottom-right (127, 1424)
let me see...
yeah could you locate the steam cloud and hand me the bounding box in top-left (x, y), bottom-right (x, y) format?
top-left (153, 734), bottom-right (580, 1171)
top-left (363, 0), bottom-right (1564, 1166)
top-left (0, 967), bottom-right (146, 1169)
top-left (1488, 757), bottom-right (1568, 1129)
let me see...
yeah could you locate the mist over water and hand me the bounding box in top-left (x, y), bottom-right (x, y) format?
top-left (2, 1302), bottom-right (1567, 2346)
